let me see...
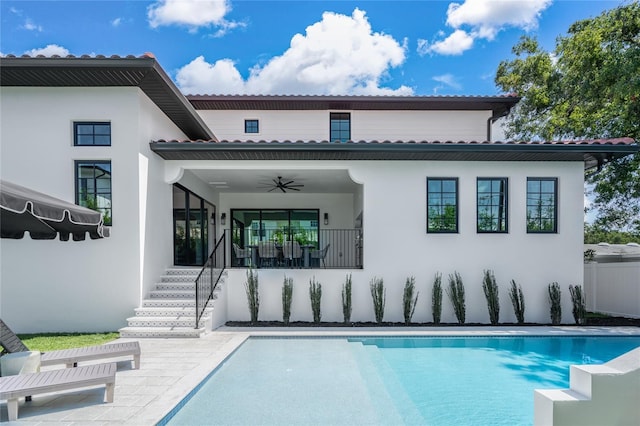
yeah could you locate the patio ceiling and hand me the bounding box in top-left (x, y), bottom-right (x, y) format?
top-left (186, 169), bottom-right (360, 193)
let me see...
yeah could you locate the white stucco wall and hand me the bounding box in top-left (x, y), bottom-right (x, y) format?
top-left (0, 87), bottom-right (186, 332)
top-left (171, 158), bottom-right (584, 325)
top-left (197, 110), bottom-right (491, 141)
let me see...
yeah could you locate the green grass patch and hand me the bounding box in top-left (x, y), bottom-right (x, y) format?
top-left (16, 332), bottom-right (119, 352)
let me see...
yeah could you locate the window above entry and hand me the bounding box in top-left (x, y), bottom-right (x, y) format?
top-left (330, 112), bottom-right (350, 142)
top-left (74, 122), bottom-right (111, 146)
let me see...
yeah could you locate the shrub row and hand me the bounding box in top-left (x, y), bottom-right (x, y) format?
top-left (243, 269), bottom-right (586, 325)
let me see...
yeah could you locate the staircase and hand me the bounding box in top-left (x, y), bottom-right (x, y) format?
top-left (119, 267), bottom-right (226, 338)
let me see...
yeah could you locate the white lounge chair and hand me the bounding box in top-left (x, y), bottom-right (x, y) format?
top-left (41, 341), bottom-right (141, 369)
top-left (0, 362), bottom-right (116, 421)
top-left (1, 319), bottom-right (140, 370)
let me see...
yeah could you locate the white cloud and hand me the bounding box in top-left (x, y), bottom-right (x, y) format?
top-left (423, 0), bottom-right (552, 56)
top-left (432, 73), bottom-right (462, 92)
top-left (10, 7), bottom-right (22, 16)
top-left (176, 56), bottom-right (245, 94)
top-left (211, 19), bottom-right (247, 38)
top-left (111, 17), bottom-right (122, 27)
top-left (23, 18), bottom-right (43, 32)
top-left (148, 0), bottom-right (235, 32)
top-left (24, 45), bottom-right (70, 57)
top-left (447, 0), bottom-right (552, 40)
top-left (419, 29), bottom-right (474, 56)
top-left (176, 9), bottom-right (413, 95)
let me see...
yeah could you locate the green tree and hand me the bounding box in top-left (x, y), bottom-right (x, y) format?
top-left (496, 3), bottom-right (640, 232)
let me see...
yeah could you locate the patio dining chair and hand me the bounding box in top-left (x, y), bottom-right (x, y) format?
top-left (310, 243), bottom-right (330, 268)
top-left (257, 241), bottom-right (278, 267)
top-left (282, 241), bottom-right (302, 267)
top-left (233, 243), bottom-right (252, 267)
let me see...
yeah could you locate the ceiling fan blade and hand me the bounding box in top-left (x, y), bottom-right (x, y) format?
top-left (279, 187), bottom-right (286, 193)
top-left (282, 180), bottom-right (295, 186)
top-left (288, 187), bottom-right (301, 191)
top-left (286, 184), bottom-right (304, 188)
top-left (272, 178), bottom-right (280, 186)
top-left (268, 187), bottom-right (278, 192)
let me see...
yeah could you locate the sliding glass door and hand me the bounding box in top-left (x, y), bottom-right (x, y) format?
top-left (173, 185), bottom-right (215, 266)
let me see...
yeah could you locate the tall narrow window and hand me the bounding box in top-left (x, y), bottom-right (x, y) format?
top-left (427, 178), bottom-right (458, 233)
top-left (244, 119), bottom-right (259, 134)
top-left (477, 178), bottom-right (508, 233)
top-left (330, 112), bottom-right (350, 142)
top-left (527, 178), bottom-right (558, 233)
top-left (74, 122), bottom-right (111, 146)
top-left (75, 160), bottom-right (112, 225)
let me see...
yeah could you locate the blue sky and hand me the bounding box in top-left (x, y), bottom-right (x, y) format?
top-left (1, 0), bottom-right (627, 96)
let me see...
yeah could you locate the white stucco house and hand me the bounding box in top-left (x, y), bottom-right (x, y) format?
top-left (1, 54), bottom-right (637, 334)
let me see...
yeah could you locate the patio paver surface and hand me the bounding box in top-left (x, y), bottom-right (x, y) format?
top-left (1, 326), bottom-right (638, 424)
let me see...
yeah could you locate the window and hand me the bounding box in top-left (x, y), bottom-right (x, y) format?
top-left (75, 160), bottom-right (112, 225)
top-left (330, 112), bottom-right (350, 142)
top-left (427, 178), bottom-right (458, 233)
top-left (74, 122), bottom-right (111, 146)
top-left (527, 178), bottom-right (558, 233)
top-left (245, 119), bottom-right (259, 134)
top-left (477, 178), bottom-right (508, 233)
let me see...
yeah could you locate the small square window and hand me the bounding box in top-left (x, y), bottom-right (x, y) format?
top-left (74, 122), bottom-right (111, 146)
top-left (245, 119), bottom-right (259, 134)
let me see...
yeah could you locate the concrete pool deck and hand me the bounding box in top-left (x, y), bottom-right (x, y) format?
top-left (1, 326), bottom-right (639, 424)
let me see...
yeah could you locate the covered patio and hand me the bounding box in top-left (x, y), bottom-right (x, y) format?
top-left (170, 166), bottom-right (364, 270)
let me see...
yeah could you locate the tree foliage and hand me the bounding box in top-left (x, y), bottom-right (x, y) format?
top-left (584, 223), bottom-right (640, 244)
top-left (496, 3), bottom-right (640, 232)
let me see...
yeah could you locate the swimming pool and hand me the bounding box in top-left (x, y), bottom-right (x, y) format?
top-left (162, 336), bottom-right (640, 425)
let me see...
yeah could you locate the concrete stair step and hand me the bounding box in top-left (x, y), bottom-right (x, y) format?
top-left (164, 268), bottom-right (202, 276)
top-left (126, 316), bottom-right (200, 328)
top-left (141, 295), bottom-right (218, 308)
top-left (134, 306), bottom-right (212, 317)
top-left (155, 282), bottom-right (197, 291)
top-left (149, 290), bottom-right (196, 299)
top-left (118, 326), bottom-right (206, 338)
top-left (142, 299), bottom-right (198, 308)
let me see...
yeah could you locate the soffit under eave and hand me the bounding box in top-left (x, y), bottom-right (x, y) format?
top-left (148, 148), bottom-right (609, 163)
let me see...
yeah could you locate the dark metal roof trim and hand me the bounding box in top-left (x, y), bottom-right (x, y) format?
top-left (0, 55), bottom-right (215, 141)
top-left (150, 138), bottom-right (638, 168)
top-left (186, 94), bottom-right (520, 115)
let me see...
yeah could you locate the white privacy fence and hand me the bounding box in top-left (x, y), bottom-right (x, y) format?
top-left (584, 262), bottom-right (640, 318)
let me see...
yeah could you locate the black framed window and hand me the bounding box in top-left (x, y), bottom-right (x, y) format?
top-left (245, 119), bottom-right (259, 134)
top-left (527, 178), bottom-right (558, 233)
top-left (75, 160), bottom-right (112, 225)
top-left (330, 112), bottom-right (350, 142)
top-left (427, 178), bottom-right (458, 233)
top-left (74, 122), bottom-right (111, 146)
top-left (477, 178), bottom-right (508, 233)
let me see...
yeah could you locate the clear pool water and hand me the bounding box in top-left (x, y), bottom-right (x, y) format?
top-left (163, 336), bottom-right (640, 426)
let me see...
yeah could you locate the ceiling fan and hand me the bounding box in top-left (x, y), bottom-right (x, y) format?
top-left (259, 176), bottom-right (304, 193)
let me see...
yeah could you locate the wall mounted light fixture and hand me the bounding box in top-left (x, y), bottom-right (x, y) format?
top-left (323, 212), bottom-right (329, 225)
top-left (221, 212), bottom-right (226, 226)
top-left (210, 213), bottom-right (215, 225)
